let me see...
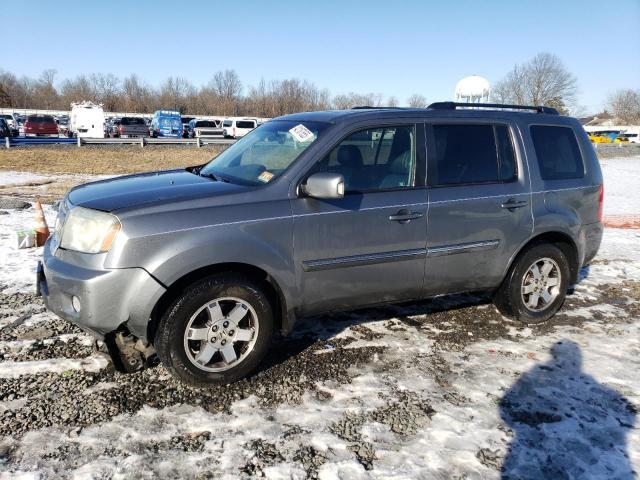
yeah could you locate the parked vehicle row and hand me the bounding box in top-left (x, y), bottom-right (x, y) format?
top-left (2, 107), bottom-right (260, 139)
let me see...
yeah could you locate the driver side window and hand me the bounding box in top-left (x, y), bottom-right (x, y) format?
top-left (310, 125), bottom-right (416, 193)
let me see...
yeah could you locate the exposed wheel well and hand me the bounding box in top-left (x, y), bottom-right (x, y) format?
top-left (147, 263), bottom-right (286, 344)
top-left (510, 232), bottom-right (580, 285)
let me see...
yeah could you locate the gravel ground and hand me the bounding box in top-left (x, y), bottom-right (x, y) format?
top-left (0, 251), bottom-right (638, 478)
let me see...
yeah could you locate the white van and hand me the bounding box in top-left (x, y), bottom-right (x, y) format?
top-left (222, 118), bottom-right (257, 139)
top-left (69, 102), bottom-right (105, 138)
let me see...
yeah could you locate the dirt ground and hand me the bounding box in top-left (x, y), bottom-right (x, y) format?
top-left (0, 145), bottom-right (226, 203)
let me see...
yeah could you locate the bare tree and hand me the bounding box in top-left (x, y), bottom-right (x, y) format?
top-left (493, 53), bottom-right (577, 114)
top-left (386, 96), bottom-right (399, 107)
top-left (332, 92), bottom-right (384, 109)
top-left (607, 89), bottom-right (640, 124)
top-left (59, 75), bottom-right (96, 107)
top-left (407, 94), bottom-right (427, 108)
top-left (33, 69), bottom-right (59, 109)
top-left (210, 70), bottom-right (242, 114)
top-left (159, 76), bottom-right (195, 113)
top-left (90, 73), bottom-right (121, 111)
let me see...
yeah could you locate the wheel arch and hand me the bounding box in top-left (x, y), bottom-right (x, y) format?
top-left (147, 262), bottom-right (290, 345)
top-left (504, 231), bottom-right (580, 286)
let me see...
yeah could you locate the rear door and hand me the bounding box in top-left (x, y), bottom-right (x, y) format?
top-left (424, 120), bottom-right (533, 295)
top-left (292, 123), bottom-right (428, 315)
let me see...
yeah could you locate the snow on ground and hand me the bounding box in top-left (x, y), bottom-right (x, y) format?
top-left (0, 157), bottom-right (638, 479)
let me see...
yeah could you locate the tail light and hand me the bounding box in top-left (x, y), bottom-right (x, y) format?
top-left (597, 184), bottom-right (604, 222)
top-left (233, 127), bottom-right (236, 136)
top-left (119, 126), bottom-right (125, 133)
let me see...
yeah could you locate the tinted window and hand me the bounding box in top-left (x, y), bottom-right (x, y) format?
top-left (236, 121), bottom-right (256, 129)
top-left (223, 120), bottom-right (233, 127)
top-left (429, 124), bottom-right (517, 186)
top-left (531, 126), bottom-right (584, 180)
top-left (431, 125), bottom-right (492, 185)
top-left (27, 115), bottom-right (55, 123)
top-left (195, 121), bottom-right (218, 127)
top-left (495, 125), bottom-right (517, 181)
top-left (310, 125), bottom-right (416, 192)
top-left (120, 117), bottom-right (145, 125)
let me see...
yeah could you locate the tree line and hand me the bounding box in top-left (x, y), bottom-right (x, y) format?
top-left (1, 52), bottom-right (637, 121)
top-left (0, 68), bottom-right (428, 116)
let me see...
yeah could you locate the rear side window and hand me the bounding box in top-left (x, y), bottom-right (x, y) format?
top-left (429, 124), bottom-right (517, 186)
top-left (223, 120), bottom-right (233, 127)
top-left (236, 121), bottom-right (256, 129)
top-left (530, 126), bottom-right (584, 180)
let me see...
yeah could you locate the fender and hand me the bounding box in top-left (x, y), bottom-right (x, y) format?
top-left (105, 213), bottom-right (299, 317)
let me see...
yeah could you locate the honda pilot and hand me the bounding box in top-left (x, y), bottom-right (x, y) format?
top-left (38, 103), bottom-right (604, 386)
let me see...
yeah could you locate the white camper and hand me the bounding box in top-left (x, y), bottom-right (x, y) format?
top-left (69, 102), bottom-right (105, 138)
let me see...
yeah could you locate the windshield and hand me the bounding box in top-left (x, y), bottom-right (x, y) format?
top-left (200, 120), bottom-right (329, 186)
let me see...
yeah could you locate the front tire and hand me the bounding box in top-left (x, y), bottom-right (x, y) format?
top-left (493, 243), bottom-right (570, 324)
top-left (155, 274), bottom-right (273, 386)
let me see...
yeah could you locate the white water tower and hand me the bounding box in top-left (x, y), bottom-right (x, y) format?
top-left (455, 75), bottom-right (490, 103)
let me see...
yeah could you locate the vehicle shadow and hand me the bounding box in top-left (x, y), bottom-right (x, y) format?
top-left (499, 340), bottom-right (637, 479)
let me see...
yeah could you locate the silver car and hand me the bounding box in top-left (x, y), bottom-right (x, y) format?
top-left (38, 102), bottom-right (604, 386)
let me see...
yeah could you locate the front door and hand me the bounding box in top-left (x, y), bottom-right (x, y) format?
top-left (424, 121), bottom-right (533, 295)
top-left (291, 124), bottom-right (428, 315)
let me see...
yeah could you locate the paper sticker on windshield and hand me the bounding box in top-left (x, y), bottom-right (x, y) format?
top-left (258, 171), bottom-right (274, 183)
top-left (289, 124), bottom-right (314, 143)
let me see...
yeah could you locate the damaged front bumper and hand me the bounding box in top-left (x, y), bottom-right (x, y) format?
top-left (37, 239), bottom-right (166, 343)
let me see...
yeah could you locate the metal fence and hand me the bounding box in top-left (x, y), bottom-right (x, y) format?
top-left (4, 136), bottom-right (236, 148)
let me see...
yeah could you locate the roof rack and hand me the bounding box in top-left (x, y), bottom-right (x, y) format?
top-left (428, 101), bottom-right (559, 115)
top-left (351, 106), bottom-right (404, 110)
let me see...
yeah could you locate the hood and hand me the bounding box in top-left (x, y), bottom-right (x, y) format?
top-left (68, 169), bottom-right (248, 211)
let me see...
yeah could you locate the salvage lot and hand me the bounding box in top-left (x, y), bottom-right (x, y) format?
top-left (0, 154), bottom-right (639, 478)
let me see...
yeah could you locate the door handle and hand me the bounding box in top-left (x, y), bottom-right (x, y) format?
top-left (501, 198), bottom-right (528, 211)
top-left (389, 209), bottom-right (424, 223)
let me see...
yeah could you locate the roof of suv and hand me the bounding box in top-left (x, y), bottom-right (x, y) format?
top-left (276, 103), bottom-right (564, 124)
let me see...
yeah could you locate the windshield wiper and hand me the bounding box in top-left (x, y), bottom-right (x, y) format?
top-left (199, 171), bottom-right (230, 183)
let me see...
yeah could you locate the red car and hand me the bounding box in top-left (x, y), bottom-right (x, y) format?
top-left (24, 115), bottom-right (59, 137)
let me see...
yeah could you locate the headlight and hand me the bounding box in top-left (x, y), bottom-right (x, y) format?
top-left (59, 207), bottom-right (121, 254)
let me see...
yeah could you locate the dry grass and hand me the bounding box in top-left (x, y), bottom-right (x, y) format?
top-left (0, 145), bottom-right (226, 175)
top-left (0, 145), bottom-right (227, 203)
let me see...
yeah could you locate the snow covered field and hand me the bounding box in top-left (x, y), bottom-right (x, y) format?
top-left (0, 158), bottom-right (639, 479)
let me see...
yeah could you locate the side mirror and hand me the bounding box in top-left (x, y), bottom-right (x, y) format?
top-left (303, 172), bottom-right (345, 199)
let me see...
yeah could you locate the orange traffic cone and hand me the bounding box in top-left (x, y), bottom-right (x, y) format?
top-left (34, 197), bottom-right (50, 247)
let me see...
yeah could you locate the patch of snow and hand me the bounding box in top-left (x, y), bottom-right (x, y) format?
top-left (0, 353), bottom-right (108, 378)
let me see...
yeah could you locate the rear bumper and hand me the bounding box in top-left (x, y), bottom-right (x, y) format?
top-left (38, 241), bottom-right (166, 341)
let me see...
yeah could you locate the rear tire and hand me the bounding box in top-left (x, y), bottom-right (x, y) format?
top-left (493, 243), bottom-right (570, 324)
top-left (155, 273), bottom-right (273, 387)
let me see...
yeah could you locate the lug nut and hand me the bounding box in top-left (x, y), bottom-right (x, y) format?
top-left (223, 321), bottom-right (229, 328)
top-left (212, 326), bottom-right (218, 332)
top-left (221, 339), bottom-right (227, 346)
top-left (229, 330), bottom-right (235, 336)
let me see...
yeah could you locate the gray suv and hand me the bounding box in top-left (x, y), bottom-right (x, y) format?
top-left (38, 102), bottom-right (604, 386)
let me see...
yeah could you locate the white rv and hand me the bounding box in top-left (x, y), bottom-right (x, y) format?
top-left (69, 102), bottom-right (105, 138)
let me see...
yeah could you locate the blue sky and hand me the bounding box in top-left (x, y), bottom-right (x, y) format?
top-left (2, 0), bottom-right (639, 112)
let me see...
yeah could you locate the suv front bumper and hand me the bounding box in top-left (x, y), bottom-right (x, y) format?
top-left (37, 241), bottom-right (166, 341)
